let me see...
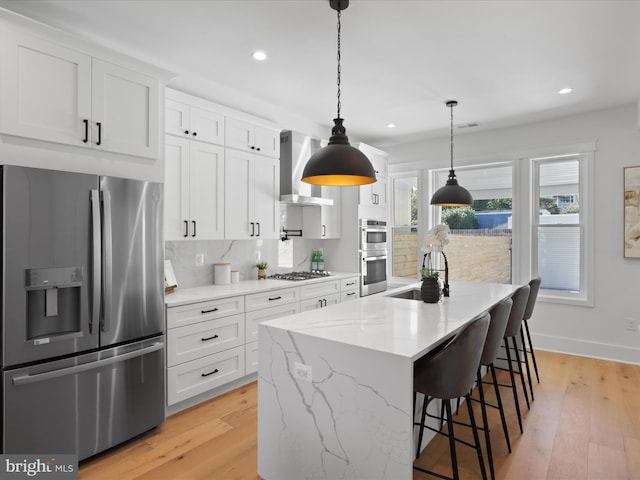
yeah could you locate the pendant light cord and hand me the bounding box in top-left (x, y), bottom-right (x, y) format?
top-left (449, 102), bottom-right (454, 171)
top-left (336, 8), bottom-right (342, 120)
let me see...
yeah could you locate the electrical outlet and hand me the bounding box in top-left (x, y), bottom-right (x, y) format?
top-left (293, 362), bottom-right (312, 383)
top-left (195, 253), bottom-right (205, 266)
top-left (625, 318), bottom-right (640, 332)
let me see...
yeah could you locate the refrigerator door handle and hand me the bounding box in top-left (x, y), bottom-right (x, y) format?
top-left (90, 189), bottom-right (102, 334)
top-left (101, 189), bottom-right (113, 333)
top-left (11, 342), bottom-right (164, 386)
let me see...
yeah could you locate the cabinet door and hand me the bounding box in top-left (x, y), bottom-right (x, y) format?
top-left (189, 142), bottom-right (225, 239)
top-left (253, 156), bottom-right (280, 239)
top-left (224, 148), bottom-right (254, 239)
top-left (190, 106), bottom-right (225, 145)
top-left (225, 117), bottom-right (254, 153)
top-left (0, 30), bottom-right (92, 147)
top-left (254, 126), bottom-right (280, 158)
top-left (164, 136), bottom-right (191, 240)
top-left (165, 99), bottom-right (190, 137)
top-left (92, 58), bottom-right (159, 159)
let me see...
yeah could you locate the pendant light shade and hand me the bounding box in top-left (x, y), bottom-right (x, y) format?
top-left (301, 0), bottom-right (376, 187)
top-left (430, 100), bottom-right (473, 206)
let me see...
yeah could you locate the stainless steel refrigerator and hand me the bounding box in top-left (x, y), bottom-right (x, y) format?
top-left (1, 165), bottom-right (165, 460)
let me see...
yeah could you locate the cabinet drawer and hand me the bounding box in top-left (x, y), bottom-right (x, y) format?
top-left (300, 293), bottom-right (340, 312)
top-left (245, 341), bottom-right (258, 375)
top-left (167, 346), bottom-right (245, 405)
top-left (245, 287), bottom-right (299, 312)
top-left (167, 296), bottom-right (244, 329)
top-left (341, 290), bottom-right (359, 302)
top-left (167, 313), bottom-right (244, 367)
top-left (300, 280), bottom-right (340, 300)
top-left (246, 302), bottom-right (300, 343)
top-left (340, 277), bottom-right (359, 292)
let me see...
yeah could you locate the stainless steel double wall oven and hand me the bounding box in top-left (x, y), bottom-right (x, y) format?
top-left (359, 219), bottom-right (387, 296)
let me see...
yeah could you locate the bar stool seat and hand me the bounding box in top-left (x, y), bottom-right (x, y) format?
top-left (413, 313), bottom-right (490, 480)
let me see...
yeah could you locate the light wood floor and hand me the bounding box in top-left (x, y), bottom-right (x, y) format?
top-left (79, 350), bottom-right (640, 480)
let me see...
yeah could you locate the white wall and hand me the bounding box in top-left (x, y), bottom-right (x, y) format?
top-left (386, 103), bottom-right (640, 365)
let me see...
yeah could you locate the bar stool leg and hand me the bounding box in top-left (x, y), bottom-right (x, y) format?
top-left (416, 394), bottom-right (428, 459)
top-left (465, 392), bottom-right (488, 480)
top-left (444, 399), bottom-right (459, 480)
top-left (524, 319), bottom-right (540, 383)
top-left (510, 336), bottom-right (530, 409)
top-left (490, 364), bottom-right (511, 452)
top-left (520, 326), bottom-right (535, 401)
top-left (476, 370), bottom-right (495, 480)
top-left (504, 338), bottom-right (524, 433)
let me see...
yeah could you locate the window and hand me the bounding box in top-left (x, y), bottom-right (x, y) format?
top-left (432, 163), bottom-right (513, 284)
top-left (531, 153), bottom-right (593, 305)
top-left (391, 174), bottom-right (418, 279)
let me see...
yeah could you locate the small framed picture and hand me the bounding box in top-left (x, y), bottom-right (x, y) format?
top-left (624, 166), bottom-right (640, 258)
top-left (165, 259), bottom-right (178, 292)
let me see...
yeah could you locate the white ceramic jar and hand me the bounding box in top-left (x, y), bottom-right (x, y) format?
top-left (214, 262), bottom-right (231, 285)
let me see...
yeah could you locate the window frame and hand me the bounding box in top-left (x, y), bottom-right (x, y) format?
top-left (529, 152), bottom-right (594, 306)
top-left (388, 171), bottom-right (421, 285)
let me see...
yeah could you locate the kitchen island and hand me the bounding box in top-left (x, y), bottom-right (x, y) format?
top-left (257, 281), bottom-right (517, 480)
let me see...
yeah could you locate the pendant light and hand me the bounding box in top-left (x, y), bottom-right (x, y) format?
top-left (301, 0), bottom-right (376, 187)
top-left (430, 100), bottom-right (473, 206)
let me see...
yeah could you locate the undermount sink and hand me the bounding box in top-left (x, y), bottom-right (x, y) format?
top-left (386, 288), bottom-right (422, 300)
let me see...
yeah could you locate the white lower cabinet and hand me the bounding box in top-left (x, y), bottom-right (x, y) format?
top-left (341, 277), bottom-right (360, 302)
top-left (167, 346), bottom-right (245, 405)
top-left (245, 300), bottom-right (301, 374)
top-left (167, 313), bottom-right (244, 367)
top-left (165, 276), bottom-right (360, 407)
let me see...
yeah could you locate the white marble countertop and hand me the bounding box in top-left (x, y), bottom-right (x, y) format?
top-left (261, 280), bottom-right (518, 361)
top-left (165, 272), bottom-right (360, 307)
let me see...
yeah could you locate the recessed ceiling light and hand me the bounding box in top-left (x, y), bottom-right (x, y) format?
top-left (558, 87), bottom-right (573, 95)
top-left (252, 50), bottom-right (267, 61)
top-left (387, 123), bottom-right (396, 129)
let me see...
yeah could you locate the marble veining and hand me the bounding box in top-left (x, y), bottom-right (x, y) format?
top-left (258, 281), bottom-right (518, 480)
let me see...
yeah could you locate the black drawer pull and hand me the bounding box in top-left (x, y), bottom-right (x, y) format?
top-left (82, 119), bottom-right (89, 143)
top-left (201, 308), bottom-right (219, 314)
top-left (201, 334), bottom-right (219, 342)
top-left (346, 282), bottom-right (355, 286)
top-left (268, 296), bottom-right (282, 301)
top-left (201, 369), bottom-right (219, 377)
top-left (346, 292), bottom-right (356, 296)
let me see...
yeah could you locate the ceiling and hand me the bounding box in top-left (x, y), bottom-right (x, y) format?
top-left (1, 0), bottom-right (639, 149)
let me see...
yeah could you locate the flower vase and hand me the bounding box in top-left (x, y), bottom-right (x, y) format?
top-left (258, 268), bottom-right (267, 280)
top-left (420, 277), bottom-right (441, 303)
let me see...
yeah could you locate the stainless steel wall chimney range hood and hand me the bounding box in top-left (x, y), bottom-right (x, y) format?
top-left (280, 131), bottom-right (334, 206)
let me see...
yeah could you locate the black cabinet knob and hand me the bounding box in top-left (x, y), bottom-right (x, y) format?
top-left (192, 132), bottom-right (197, 136)
top-left (184, 130), bottom-right (190, 134)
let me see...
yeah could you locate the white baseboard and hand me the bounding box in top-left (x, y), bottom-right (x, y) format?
top-left (532, 333), bottom-right (640, 365)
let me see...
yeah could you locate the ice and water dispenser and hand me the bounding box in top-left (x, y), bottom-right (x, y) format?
top-left (25, 266), bottom-right (84, 344)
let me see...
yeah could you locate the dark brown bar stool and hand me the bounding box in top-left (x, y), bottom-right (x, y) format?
top-left (413, 313), bottom-right (490, 480)
top-left (498, 284), bottom-right (531, 434)
top-left (521, 277), bottom-right (542, 385)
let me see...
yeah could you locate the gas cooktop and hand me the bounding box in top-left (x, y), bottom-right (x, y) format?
top-left (268, 271), bottom-right (332, 281)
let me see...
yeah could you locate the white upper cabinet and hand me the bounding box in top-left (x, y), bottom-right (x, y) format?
top-left (226, 117), bottom-right (280, 158)
top-left (166, 93), bottom-right (224, 145)
top-left (0, 29), bottom-right (160, 159)
top-left (303, 186), bottom-right (341, 239)
top-left (357, 143), bottom-right (388, 209)
top-left (224, 148), bottom-right (279, 240)
top-left (165, 136), bottom-right (225, 240)
top-left (91, 59), bottom-right (159, 158)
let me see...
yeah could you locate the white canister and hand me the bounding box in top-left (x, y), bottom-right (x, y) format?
top-left (231, 270), bottom-right (240, 284)
top-left (214, 263), bottom-right (231, 285)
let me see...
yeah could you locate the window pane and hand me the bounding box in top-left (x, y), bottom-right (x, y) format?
top-left (392, 177), bottom-right (418, 279)
top-left (537, 226), bottom-right (580, 292)
top-left (435, 164), bottom-right (513, 284)
top-left (539, 159), bottom-right (580, 215)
